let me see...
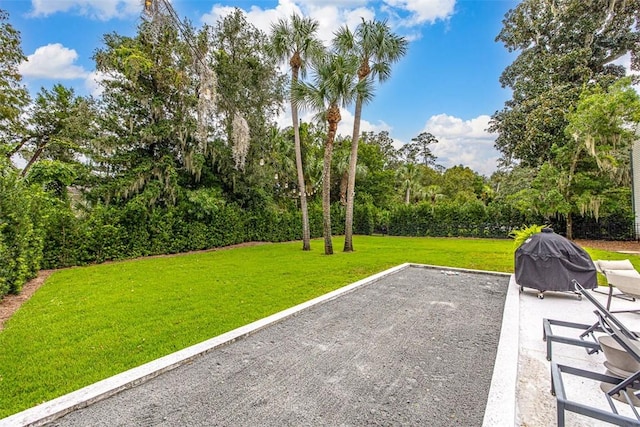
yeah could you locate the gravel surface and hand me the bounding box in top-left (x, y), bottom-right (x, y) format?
top-left (46, 266), bottom-right (509, 427)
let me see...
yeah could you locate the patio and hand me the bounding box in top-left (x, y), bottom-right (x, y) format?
top-left (515, 279), bottom-right (640, 426)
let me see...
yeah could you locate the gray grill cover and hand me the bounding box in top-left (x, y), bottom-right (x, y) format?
top-left (515, 229), bottom-right (597, 292)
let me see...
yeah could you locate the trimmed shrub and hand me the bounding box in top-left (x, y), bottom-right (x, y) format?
top-left (0, 166), bottom-right (45, 295)
top-left (353, 194), bottom-right (375, 235)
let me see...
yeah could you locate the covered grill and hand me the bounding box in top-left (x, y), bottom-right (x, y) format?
top-left (515, 228), bottom-right (597, 298)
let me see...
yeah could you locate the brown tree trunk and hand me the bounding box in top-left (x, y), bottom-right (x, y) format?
top-left (290, 65), bottom-right (311, 250)
top-left (566, 212), bottom-right (573, 240)
top-left (323, 106), bottom-right (340, 255)
top-left (7, 136), bottom-right (30, 159)
top-left (339, 170), bottom-right (348, 206)
top-left (343, 94), bottom-right (363, 252)
top-left (21, 144), bottom-right (46, 177)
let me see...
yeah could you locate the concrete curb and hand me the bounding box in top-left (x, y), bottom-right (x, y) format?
top-left (0, 263), bottom-right (411, 427)
top-left (482, 274), bottom-right (519, 426)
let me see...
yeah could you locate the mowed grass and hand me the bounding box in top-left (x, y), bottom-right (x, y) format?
top-left (0, 235), bottom-right (632, 418)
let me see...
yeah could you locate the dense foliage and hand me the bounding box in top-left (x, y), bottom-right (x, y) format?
top-left (0, 160), bottom-right (44, 295)
top-left (490, 0), bottom-right (640, 239)
top-left (1, 4), bottom-right (639, 299)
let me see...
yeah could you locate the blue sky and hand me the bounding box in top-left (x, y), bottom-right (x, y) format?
top-left (1, 0), bottom-right (522, 176)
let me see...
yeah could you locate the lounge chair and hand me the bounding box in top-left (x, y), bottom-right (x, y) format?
top-left (594, 259), bottom-right (640, 312)
top-left (542, 278), bottom-right (640, 361)
top-left (549, 281), bottom-right (640, 426)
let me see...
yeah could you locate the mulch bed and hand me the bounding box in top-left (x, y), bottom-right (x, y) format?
top-left (0, 269), bottom-right (54, 330)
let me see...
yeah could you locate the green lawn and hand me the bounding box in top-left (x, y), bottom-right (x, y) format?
top-left (0, 236), bottom-right (634, 418)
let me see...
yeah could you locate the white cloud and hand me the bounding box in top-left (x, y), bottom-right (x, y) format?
top-left (420, 113), bottom-right (500, 176)
top-left (202, 1), bottom-right (371, 44)
top-left (19, 43), bottom-right (89, 80)
top-left (383, 0), bottom-right (455, 26)
top-left (84, 71), bottom-right (108, 97)
top-left (202, 0), bottom-right (301, 35)
top-left (304, 5), bottom-right (376, 42)
top-left (29, 0), bottom-right (140, 20)
top-left (337, 108), bottom-right (392, 137)
top-left (300, 0), bottom-right (370, 6)
top-left (307, 6), bottom-right (345, 41)
top-left (201, 0), bottom-right (446, 44)
top-left (343, 7), bottom-right (377, 29)
top-left (293, 0), bottom-right (454, 28)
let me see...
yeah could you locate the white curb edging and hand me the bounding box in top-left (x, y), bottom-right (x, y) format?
top-left (482, 273), bottom-right (519, 427)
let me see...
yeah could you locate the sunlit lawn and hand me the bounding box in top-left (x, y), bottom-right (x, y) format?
top-left (0, 235), bottom-right (634, 418)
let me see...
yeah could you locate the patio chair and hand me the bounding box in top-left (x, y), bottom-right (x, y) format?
top-left (542, 317), bottom-right (602, 361)
top-left (549, 282), bottom-right (640, 426)
top-left (594, 259), bottom-right (640, 313)
top-left (543, 280), bottom-right (640, 361)
top-left (551, 311), bottom-right (640, 426)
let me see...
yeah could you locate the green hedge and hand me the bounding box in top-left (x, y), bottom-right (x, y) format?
top-left (387, 200), bottom-right (525, 238)
top-left (5, 187), bottom-right (634, 293)
top-left (43, 198), bottom-right (517, 271)
top-left (38, 200), bottom-right (310, 269)
top-left (0, 166), bottom-right (44, 297)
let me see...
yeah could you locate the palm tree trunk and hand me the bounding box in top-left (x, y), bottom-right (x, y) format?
top-left (343, 95), bottom-right (363, 252)
top-left (323, 114), bottom-right (339, 255)
top-left (339, 170), bottom-right (348, 205)
top-left (291, 92), bottom-right (311, 251)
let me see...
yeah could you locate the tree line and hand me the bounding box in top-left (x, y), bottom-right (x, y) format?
top-left (1, 1), bottom-right (640, 298)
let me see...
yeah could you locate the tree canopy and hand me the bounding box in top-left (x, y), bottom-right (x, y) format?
top-left (0, 9), bottom-right (30, 158)
top-left (491, 0), bottom-right (640, 167)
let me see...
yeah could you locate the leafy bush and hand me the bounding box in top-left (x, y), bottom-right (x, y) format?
top-left (79, 205), bottom-right (127, 263)
top-left (0, 165), bottom-right (44, 296)
top-left (354, 198), bottom-right (375, 235)
top-left (40, 199), bottom-right (83, 268)
top-left (509, 224), bottom-right (548, 248)
top-left (21, 188), bottom-right (632, 284)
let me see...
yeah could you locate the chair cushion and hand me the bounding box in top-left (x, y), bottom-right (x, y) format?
top-left (604, 269), bottom-right (640, 297)
top-left (595, 259), bottom-right (636, 273)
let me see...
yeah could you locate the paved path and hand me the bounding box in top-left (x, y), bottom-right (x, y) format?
top-left (44, 266), bottom-right (508, 427)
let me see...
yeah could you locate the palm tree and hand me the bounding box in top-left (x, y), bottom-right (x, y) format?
top-left (396, 163), bottom-right (421, 205)
top-left (292, 52), bottom-right (362, 255)
top-left (425, 185), bottom-right (445, 212)
top-left (334, 19), bottom-right (408, 252)
top-left (269, 14), bottom-right (324, 251)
